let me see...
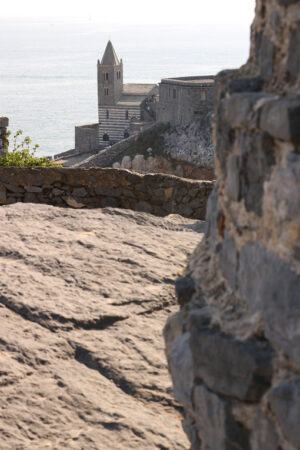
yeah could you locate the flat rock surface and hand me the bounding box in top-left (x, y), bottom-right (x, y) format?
top-left (0, 203), bottom-right (203, 449)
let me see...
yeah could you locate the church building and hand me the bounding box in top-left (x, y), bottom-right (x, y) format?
top-left (97, 41), bottom-right (158, 148)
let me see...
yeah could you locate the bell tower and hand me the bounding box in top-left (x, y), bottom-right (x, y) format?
top-left (97, 41), bottom-right (123, 107)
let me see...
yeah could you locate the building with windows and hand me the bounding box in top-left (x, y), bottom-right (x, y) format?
top-left (97, 41), bottom-right (158, 148)
top-left (71, 43), bottom-right (215, 158)
top-left (156, 76), bottom-right (215, 126)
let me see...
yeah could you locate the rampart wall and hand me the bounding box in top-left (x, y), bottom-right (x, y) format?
top-left (157, 76), bottom-right (215, 126)
top-left (0, 167), bottom-right (213, 220)
top-left (164, 0), bottom-right (300, 449)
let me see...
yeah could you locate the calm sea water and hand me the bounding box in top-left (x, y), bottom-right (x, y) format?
top-left (0, 20), bottom-right (251, 156)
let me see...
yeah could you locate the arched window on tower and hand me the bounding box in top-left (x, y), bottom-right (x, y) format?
top-left (106, 110), bottom-right (109, 119)
top-left (104, 72), bottom-right (109, 81)
top-left (104, 88), bottom-right (109, 96)
top-left (103, 133), bottom-right (109, 141)
top-left (125, 110), bottom-right (129, 120)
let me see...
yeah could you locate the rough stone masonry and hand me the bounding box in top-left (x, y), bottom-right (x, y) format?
top-left (164, 0), bottom-right (300, 449)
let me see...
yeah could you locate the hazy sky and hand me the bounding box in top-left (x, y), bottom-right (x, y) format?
top-left (2, 0), bottom-right (255, 25)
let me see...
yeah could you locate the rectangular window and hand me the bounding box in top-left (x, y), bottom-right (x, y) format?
top-left (106, 110), bottom-right (109, 119)
top-left (104, 88), bottom-right (109, 96)
top-left (104, 72), bottom-right (109, 81)
top-left (125, 110), bottom-right (129, 120)
top-left (173, 89), bottom-right (177, 99)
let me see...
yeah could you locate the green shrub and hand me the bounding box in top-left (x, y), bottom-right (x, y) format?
top-left (0, 130), bottom-right (57, 167)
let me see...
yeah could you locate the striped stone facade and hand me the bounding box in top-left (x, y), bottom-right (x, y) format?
top-left (98, 106), bottom-right (140, 147)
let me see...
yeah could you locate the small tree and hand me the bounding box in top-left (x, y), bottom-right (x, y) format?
top-left (0, 130), bottom-right (57, 167)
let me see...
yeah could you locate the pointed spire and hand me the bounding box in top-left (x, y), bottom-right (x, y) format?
top-left (101, 41), bottom-right (120, 65)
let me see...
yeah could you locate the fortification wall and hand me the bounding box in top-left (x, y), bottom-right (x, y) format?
top-left (75, 123), bottom-right (99, 154)
top-left (76, 122), bottom-right (167, 168)
top-left (0, 167), bottom-right (213, 220)
top-left (164, 0), bottom-right (300, 449)
top-left (0, 117), bottom-right (9, 156)
top-left (157, 77), bottom-right (215, 126)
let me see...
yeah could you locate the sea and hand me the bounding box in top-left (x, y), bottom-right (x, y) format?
top-left (0, 20), bottom-right (251, 156)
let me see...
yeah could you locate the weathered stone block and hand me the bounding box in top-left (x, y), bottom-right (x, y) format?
top-left (226, 155), bottom-right (240, 201)
top-left (24, 185), bottom-right (42, 193)
top-left (193, 383), bottom-right (250, 450)
top-left (273, 151), bottom-right (300, 221)
top-left (121, 156), bottom-right (132, 169)
top-left (250, 411), bottom-right (280, 450)
top-left (101, 197), bottom-right (119, 208)
top-left (63, 196), bottom-right (85, 208)
top-left (175, 275), bottom-right (195, 306)
top-left (95, 186), bottom-right (121, 197)
top-left (4, 184), bottom-right (24, 193)
top-left (220, 231), bottom-right (238, 290)
top-left (24, 193), bottom-right (38, 203)
top-left (135, 201), bottom-right (152, 213)
top-left (52, 188), bottom-right (64, 196)
top-left (255, 33), bottom-right (275, 77)
top-left (239, 242), bottom-right (300, 367)
top-left (269, 11), bottom-right (280, 32)
top-left (260, 97), bottom-right (300, 142)
top-left (224, 93), bottom-right (267, 128)
top-left (181, 205), bottom-right (193, 217)
top-left (169, 333), bottom-right (194, 410)
top-left (72, 187), bottom-right (87, 197)
top-left (182, 413), bottom-right (202, 450)
top-left (189, 324), bottom-right (274, 402)
top-left (204, 185), bottom-right (219, 247)
top-left (268, 378), bottom-right (300, 448)
top-left (288, 21), bottom-right (300, 77)
top-left (228, 77), bottom-right (263, 94)
top-left (237, 131), bottom-right (275, 216)
top-left (189, 198), bottom-right (204, 209)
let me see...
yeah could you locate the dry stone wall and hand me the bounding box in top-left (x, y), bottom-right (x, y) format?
top-left (164, 0), bottom-right (300, 449)
top-left (0, 167), bottom-right (213, 220)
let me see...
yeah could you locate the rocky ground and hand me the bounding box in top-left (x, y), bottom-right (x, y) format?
top-left (0, 203), bottom-right (203, 449)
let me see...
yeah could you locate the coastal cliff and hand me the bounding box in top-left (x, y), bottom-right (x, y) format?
top-left (164, 0), bottom-right (300, 448)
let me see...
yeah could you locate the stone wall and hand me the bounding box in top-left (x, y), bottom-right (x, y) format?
top-left (164, 1), bottom-right (300, 449)
top-left (76, 122), bottom-right (168, 168)
top-left (157, 76), bottom-right (215, 126)
top-left (75, 123), bottom-right (99, 154)
top-left (0, 167), bottom-right (213, 220)
top-left (76, 120), bottom-right (215, 180)
top-left (0, 117), bottom-right (9, 156)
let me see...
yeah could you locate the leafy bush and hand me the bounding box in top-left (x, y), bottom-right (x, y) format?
top-left (0, 130), bottom-right (57, 167)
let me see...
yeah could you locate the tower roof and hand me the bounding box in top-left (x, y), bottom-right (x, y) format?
top-left (101, 41), bottom-right (120, 65)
